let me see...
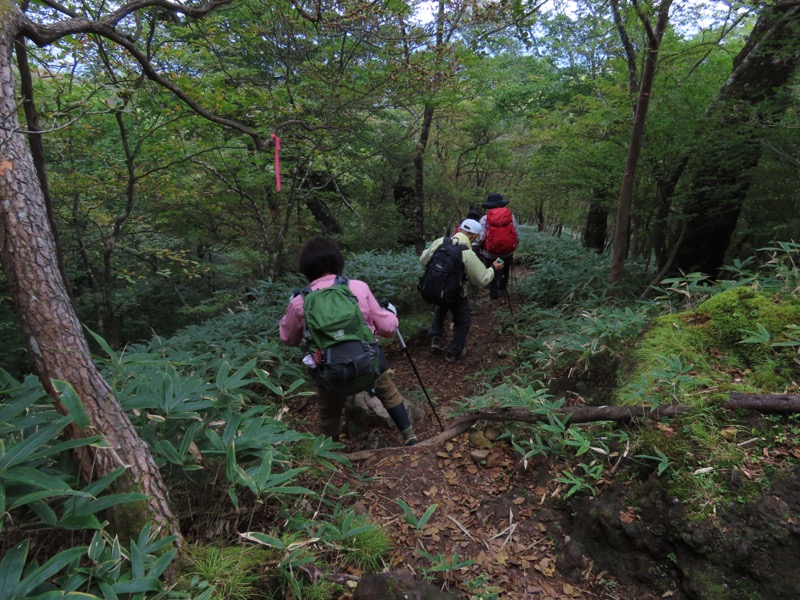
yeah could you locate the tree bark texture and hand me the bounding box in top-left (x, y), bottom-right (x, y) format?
top-left (672, 3), bottom-right (800, 276)
top-left (0, 2), bottom-right (178, 537)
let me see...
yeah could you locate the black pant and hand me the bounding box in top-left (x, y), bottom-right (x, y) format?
top-left (427, 295), bottom-right (471, 355)
top-left (483, 254), bottom-right (513, 299)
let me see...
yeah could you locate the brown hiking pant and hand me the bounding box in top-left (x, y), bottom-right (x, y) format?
top-left (315, 370), bottom-right (405, 438)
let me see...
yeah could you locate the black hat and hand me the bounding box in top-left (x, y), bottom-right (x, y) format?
top-left (483, 193), bottom-right (508, 209)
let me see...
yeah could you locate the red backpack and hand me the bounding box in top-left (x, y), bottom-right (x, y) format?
top-left (484, 208), bottom-right (518, 255)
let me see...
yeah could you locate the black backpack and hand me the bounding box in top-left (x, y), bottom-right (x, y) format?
top-left (418, 237), bottom-right (468, 307)
top-left (302, 276), bottom-right (388, 396)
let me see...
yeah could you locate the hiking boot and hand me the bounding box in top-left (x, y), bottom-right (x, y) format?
top-left (445, 348), bottom-right (467, 363)
top-left (400, 425), bottom-right (418, 446)
top-left (431, 336), bottom-right (446, 351)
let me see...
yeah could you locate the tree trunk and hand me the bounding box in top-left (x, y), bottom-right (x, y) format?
top-left (412, 103), bottom-right (434, 254)
top-left (583, 200), bottom-right (609, 254)
top-left (672, 3), bottom-right (800, 276)
top-left (393, 176), bottom-right (417, 247)
top-left (610, 0), bottom-right (672, 285)
top-left (0, 5), bottom-right (179, 538)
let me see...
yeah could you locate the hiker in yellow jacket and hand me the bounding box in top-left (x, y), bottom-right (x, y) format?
top-left (420, 219), bottom-right (504, 363)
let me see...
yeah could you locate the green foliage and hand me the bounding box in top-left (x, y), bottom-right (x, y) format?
top-left (417, 548), bottom-right (475, 576)
top-left (179, 545), bottom-right (266, 600)
top-left (0, 370), bottom-right (186, 598)
top-left (395, 498), bottom-right (438, 530)
top-left (344, 248), bottom-right (424, 311)
top-left (318, 510), bottom-right (392, 572)
top-left (0, 371), bottom-right (149, 534)
top-left (0, 539), bottom-right (88, 600)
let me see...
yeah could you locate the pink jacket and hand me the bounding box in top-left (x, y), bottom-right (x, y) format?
top-left (279, 274), bottom-right (398, 347)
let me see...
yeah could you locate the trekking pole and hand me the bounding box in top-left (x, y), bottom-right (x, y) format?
top-left (504, 288), bottom-right (514, 316)
top-left (396, 329), bottom-right (445, 432)
top-left (497, 258), bottom-right (514, 315)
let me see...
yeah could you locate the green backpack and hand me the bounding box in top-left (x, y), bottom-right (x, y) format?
top-left (302, 276), bottom-right (388, 395)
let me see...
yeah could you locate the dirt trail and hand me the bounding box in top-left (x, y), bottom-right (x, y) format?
top-left (289, 291), bottom-right (659, 600)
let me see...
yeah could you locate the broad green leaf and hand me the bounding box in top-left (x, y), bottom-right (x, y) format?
top-left (239, 531), bottom-right (285, 549)
top-left (2, 466), bottom-right (71, 491)
top-left (14, 546), bottom-right (87, 599)
top-left (0, 418), bottom-right (72, 471)
top-left (110, 577), bottom-right (160, 594)
top-left (70, 493), bottom-right (149, 516)
top-left (88, 531), bottom-right (105, 561)
top-left (10, 489), bottom-right (90, 511)
top-left (0, 539), bottom-right (28, 595)
top-left (84, 327), bottom-right (118, 363)
top-left (52, 381), bottom-right (90, 429)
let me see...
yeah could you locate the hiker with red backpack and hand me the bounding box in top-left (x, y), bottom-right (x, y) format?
top-left (419, 219), bottom-right (505, 363)
top-left (279, 237), bottom-right (419, 446)
top-left (479, 193), bottom-right (519, 301)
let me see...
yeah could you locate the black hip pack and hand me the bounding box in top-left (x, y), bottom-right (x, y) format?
top-left (311, 340), bottom-right (389, 396)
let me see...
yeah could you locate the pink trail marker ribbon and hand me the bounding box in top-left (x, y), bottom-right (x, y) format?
top-left (271, 133), bottom-right (281, 192)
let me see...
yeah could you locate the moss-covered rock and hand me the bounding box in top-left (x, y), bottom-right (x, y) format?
top-left (694, 286), bottom-right (800, 367)
top-left (617, 286), bottom-right (800, 408)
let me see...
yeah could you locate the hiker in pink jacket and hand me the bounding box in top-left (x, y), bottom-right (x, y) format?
top-left (280, 237), bottom-right (418, 446)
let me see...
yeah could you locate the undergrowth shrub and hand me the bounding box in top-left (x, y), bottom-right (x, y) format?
top-left (344, 247), bottom-right (424, 312)
top-left (0, 370), bottom-right (188, 598)
top-left (515, 231), bottom-right (650, 307)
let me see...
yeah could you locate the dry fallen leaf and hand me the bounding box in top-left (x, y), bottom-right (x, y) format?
top-left (656, 422), bottom-right (676, 437)
top-left (619, 507), bottom-right (638, 524)
top-left (535, 556), bottom-right (556, 577)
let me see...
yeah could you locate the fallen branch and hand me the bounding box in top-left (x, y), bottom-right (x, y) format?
top-left (341, 393), bottom-right (800, 461)
top-left (341, 404), bottom-right (690, 461)
top-left (727, 393), bottom-right (800, 413)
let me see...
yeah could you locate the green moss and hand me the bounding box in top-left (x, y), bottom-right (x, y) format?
top-left (616, 287), bottom-right (800, 409)
top-left (108, 489), bottom-right (151, 545)
top-left (695, 287), bottom-right (800, 367)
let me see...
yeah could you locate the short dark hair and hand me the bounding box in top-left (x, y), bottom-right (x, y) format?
top-left (298, 237), bottom-right (344, 282)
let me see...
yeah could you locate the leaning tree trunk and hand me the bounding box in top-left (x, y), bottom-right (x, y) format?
top-left (672, 3), bottom-right (800, 276)
top-left (0, 7), bottom-right (179, 538)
